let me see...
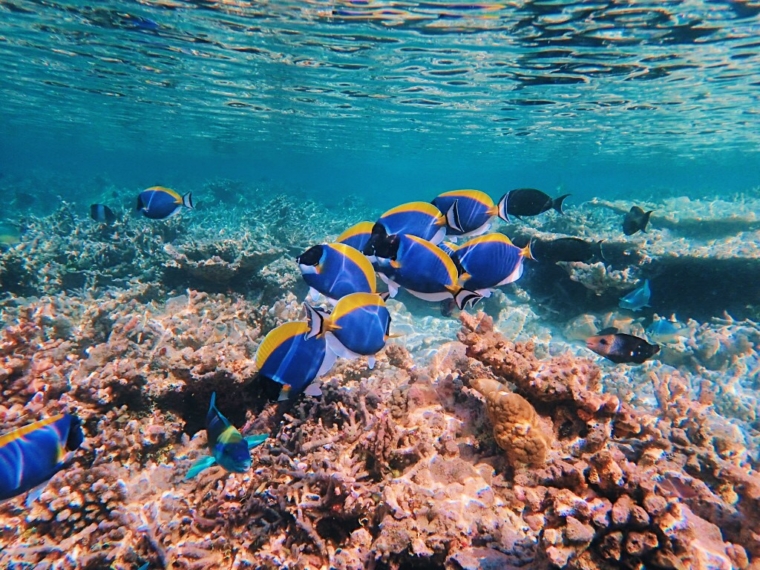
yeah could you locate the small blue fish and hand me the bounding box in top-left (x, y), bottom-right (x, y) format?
top-left (297, 243), bottom-right (376, 304)
top-left (376, 234), bottom-right (481, 309)
top-left (619, 279), bottom-right (651, 312)
top-left (0, 413), bottom-right (83, 504)
top-left (255, 321), bottom-right (336, 400)
top-left (186, 393), bottom-right (267, 479)
top-left (453, 233), bottom-right (533, 297)
top-left (336, 221), bottom-right (374, 253)
top-left (364, 202), bottom-right (447, 256)
top-left (647, 316), bottom-right (687, 343)
top-left (431, 189), bottom-right (498, 238)
top-left (304, 293), bottom-right (394, 370)
top-left (136, 186), bottom-right (194, 220)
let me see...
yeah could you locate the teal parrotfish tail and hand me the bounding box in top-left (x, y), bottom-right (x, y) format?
top-left (304, 292), bottom-right (394, 370)
top-left (185, 393), bottom-right (267, 480)
top-left (296, 242), bottom-right (376, 304)
top-left (431, 189), bottom-right (499, 238)
top-left (0, 413), bottom-right (84, 504)
top-left (136, 186), bottom-right (194, 220)
top-left (336, 221), bottom-right (375, 253)
top-left (255, 321), bottom-right (337, 401)
top-left (619, 279), bottom-right (651, 312)
top-left (374, 233), bottom-right (481, 310)
top-left (452, 233), bottom-right (533, 297)
top-left (364, 201), bottom-right (447, 257)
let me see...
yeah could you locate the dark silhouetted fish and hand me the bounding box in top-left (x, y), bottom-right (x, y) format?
top-left (90, 203), bottom-right (116, 224)
top-left (530, 237), bottom-right (603, 264)
top-left (622, 206), bottom-right (653, 236)
top-left (586, 327), bottom-right (660, 364)
top-left (497, 189), bottom-right (570, 222)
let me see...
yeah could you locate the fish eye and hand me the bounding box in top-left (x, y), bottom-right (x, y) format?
top-left (600, 339), bottom-right (608, 345)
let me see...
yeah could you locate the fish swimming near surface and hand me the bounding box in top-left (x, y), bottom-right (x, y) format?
top-left (586, 327), bottom-right (660, 364)
top-left (431, 189), bottom-right (499, 238)
top-left (646, 316), bottom-right (688, 343)
top-left (336, 221), bottom-right (374, 253)
top-left (619, 279), bottom-right (651, 312)
top-left (497, 188), bottom-right (570, 222)
top-left (0, 413), bottom-right (83, 504)
top-left (623, 206), bottom-right (653, 236)
top-left (530, 237), bottom-right (604, 264)
top-left (304, 293), bottom-right (394, 370)
top-left (374, 233), bottom-right (481, 309)
top-left (90, 203), bottom-right (117, 224)
top-left (452, 233), bottom-right (533, 297)
top-left (255, 321), bottom-right (337, 400)
top-left (297, 242), bottom-right (376, 304)
top-left (185, 393), bottom-right (267, 479)
top-left (136, 186), bottom-right (194, 220)
top-left (364, 201), bottom-right (447, 256)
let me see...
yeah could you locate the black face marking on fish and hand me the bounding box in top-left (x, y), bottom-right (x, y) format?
top-left (297, 245), bottom-right (324, 266)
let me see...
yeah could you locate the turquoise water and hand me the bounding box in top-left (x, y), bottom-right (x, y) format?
top-left (2, 0), bottom-right (760, 203)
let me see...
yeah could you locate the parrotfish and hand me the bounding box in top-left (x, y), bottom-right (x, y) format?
top-left (497, 188), bottom-right (570, 222)
top-left (336, 221), bottom-right (375, 253)
top-left (136, 186), bottom-right (194, 220)
top-left (304, 293), bottom-right (393, 370)
top-left (0, 413), bottom-right (84, 504)
top-left (530, 237), bottom-right (603, 264)
top-left (622, 206), bottom-right (653, 236)
top-left (90, 203), bottom-right (117, 224)
top-left (364, 201), bottom-right (447, 256)
top-left (586, 327), bottom-right (660, 364)
top-left (646, 316), bottom-right (688, 343)
top-left (375, 233), bottom-right (481, 309)
top-left (431, 189), bottom-right (498, 238)
top-left (619, 279), bottom-right (651, 312)
top-left (255, 321), bottom-right (336, 400)
top-left (186, 393), bottom-right (267, 479)
top-left (452, 233), bottom-right (533, 297)
top-left (297, 242), bottom-right (376, 304)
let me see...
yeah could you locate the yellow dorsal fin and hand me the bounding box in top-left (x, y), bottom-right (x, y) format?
top-left (332, 292), bottom-right (385, 322)
top-left (145, 186), bottom-right (182, 202)
top-left (461, 233), bottom-right (513, 248)
top-left (336, 221), bottom-right (374, 243)
top-left (0, 414), bottom-right (64, 448)
top-left (438, 189), bottom-right (495, 208)
top-left (326, 243), bottom-right (376, 292)
top-left (255, 322), bottom-right (309, 369)
top-left (406, 234), bottom-right (459, 283)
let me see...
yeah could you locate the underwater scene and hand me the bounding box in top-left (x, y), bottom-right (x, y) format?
top-left (1, 1), bottom-right (760, 569)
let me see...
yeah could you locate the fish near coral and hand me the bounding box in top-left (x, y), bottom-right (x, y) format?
top-left (186, 393), bottom-right (267, 479)
top-left (363, 201), bottom-right (447, 256)
top-left (586, 328), bottom-right (660, 364)
top-left (89, 203), bottom-right (117, 224)
top-left (470, 378), bottom-right (550, 467)
top-left (497, 188), bottom-right (570, 222)
top-left (255, 321), bottom-right (336, 400)
top-left (336, 220), bottom-right (374, 253)
top-left (622, 206), bottom-right (653, 236)
top-left (619, 279), bottom-right (651, 312)
top-left (374, 233), bottom-right (481, 309)
top-left (297, 242), bottom-right (376, 304)
top-left (136, 186), bottom-right (194, 220)
top-left (452, 233), bottom-right (533, 297)
top-left (0, 413), bottom-right (83, 504)
top-left (304, 292), bottom-right (394, 369)
top-left (530, 237), bottom-right (604, 264)
top-left (646, 315), bottom-right (688, 343)
top-left (431, 189), bottom-right (498, 238)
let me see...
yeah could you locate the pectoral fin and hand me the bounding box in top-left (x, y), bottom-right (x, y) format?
top-left (185, 456), bottom-right (217, 480)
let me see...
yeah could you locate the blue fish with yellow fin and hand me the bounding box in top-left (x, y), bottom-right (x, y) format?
top-left (452, 233), bottom-right (533, 297)
top-left (431, 189), bottom-right (499, 238)
top-left (619, 279), bottom-right (651, 312)
top-left (0, 413), bottom-right (83, 504)
top-left (376, 234), bottom-right (481, 309)
top-left (364, 201), bottom-right (446, 256)
top-left (255, 321), bottom-right (336, 400)
top-left (336, 221), bottom-right (374, 253)
top-left (136, 186), bottom-right (194, 220)
top-left (304, 293), bottom-right (394, 370)
top-left (186, 393), bottom-right (267, 479)
top-left (297, 242), bottom-right (376, 304)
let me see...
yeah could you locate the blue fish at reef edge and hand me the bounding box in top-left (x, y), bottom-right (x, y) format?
top-left (137, 186), bottom-right (194, 220)
top-left (185, 393), bottom-right (267, 479)
top-left (0, 413), bottom-right (83, 504)
top-left (619, 279), bottom-right (651, 312)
